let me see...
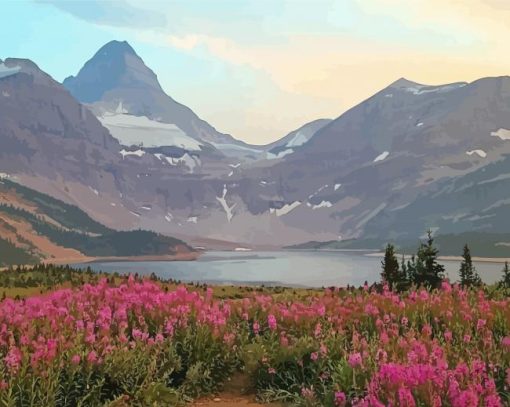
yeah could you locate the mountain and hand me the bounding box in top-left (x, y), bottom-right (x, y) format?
top-left (0, 178), bottom-right (195, 266)
top-left (247, 75), bottom-right (510, 243)
top-left (63, 40), bottom-right (263, 165)
top-left (264, 119), bottom-right (332, 158)
top-left (3, 46), bottom-right (510, 250)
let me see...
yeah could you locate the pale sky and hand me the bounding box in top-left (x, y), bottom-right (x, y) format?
top-left (2, 0), bottom-right (510, 144)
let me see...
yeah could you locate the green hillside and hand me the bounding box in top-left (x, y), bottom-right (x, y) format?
top-left (0, 180), bottom-right (193, 266)
top-left (288, 232), bottom-right (510, 258)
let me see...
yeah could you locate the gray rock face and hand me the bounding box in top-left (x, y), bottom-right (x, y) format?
top-left (3, 47), bottom-right (510, 247)
top-left (63, 40), bottom-right (259, 157)
top-left (264, 118), bottom-right (332, 158)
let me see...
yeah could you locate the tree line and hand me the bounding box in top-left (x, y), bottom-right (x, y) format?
top-left (381, 230), bottom-right (510, 292)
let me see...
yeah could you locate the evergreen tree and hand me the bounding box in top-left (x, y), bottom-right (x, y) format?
top-left (499, 261), bottom-right (510, 291)
top-left (381, 244), bottom-right (399, 290)
top-left (410, 231), bottom-right (445, 289)
top-left (459, 244), bottom-right (481, 288)
top-left (401, 254), bottom-right (407, 277)
top-left (394, 253), bottom-right (410, 292)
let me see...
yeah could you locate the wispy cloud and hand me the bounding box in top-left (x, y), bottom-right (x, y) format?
top-left (23, 0), bottom-right (510, 143)
top-left (37, 0), bottom-right (166, 29)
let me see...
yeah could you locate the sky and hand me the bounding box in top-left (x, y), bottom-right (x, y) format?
top-left (1, 0), bottom-right (510, 145)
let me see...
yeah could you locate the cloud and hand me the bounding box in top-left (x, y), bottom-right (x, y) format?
top-left (37, 0), bottom-right (166, 28)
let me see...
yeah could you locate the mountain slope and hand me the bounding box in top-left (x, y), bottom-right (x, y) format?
top-left (63, 40), bottom-right (261, 159)
top-left (242, 76), bottom-right (510, 242)
top-left (264, 118), bottom-right (332, 158)
top-left (4, 48), bottom-right (510, 247)
top-left (0, 178), bottom-right (194, 266)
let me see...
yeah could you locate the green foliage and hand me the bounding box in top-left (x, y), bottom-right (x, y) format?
top-left (459, 244), bottom-right (481, 288)
top-left (0, 236), bottom-right (39, 266)
top-left (407, 231), bottom-right (445, 289)
top-left (499, 261), bottom-right (510, 292)
top-left (380, 244), bottom-right (401, 291)
top-left (0, 179), bottom-right (109, 234)
top-left (0, 204), bottom-right (191, 266)
top-left (0, 263), bottom-right (99, 290)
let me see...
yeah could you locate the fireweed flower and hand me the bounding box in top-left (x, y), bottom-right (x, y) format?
top-left (0, 278), bottom-right (507, 406)
top-left (348, 352), bottom-right (362, 368)
top-left (267, 314), bottom-right (277, 331)
top-left (87, 350), bottom-right (98, 364)
top-left (477, 319), bottom-right (486, 330)
top-left (334, 391), bottom-right (346, 406)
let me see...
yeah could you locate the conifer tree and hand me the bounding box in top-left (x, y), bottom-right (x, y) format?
top-left (381, 244), bottom-right (399, 290)
top-left (499, 261), bottom-right (510, 291)
top-left (459, 244), bottom-right (481, 288)
top-left (411, 230), bottom-right (445, 289)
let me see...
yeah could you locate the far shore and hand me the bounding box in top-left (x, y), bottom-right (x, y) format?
top-left (0, 251), bottom-right (201, 271)
top-left (364, 251), bottom-right (510, 264)
top-left (59, 251), bottom-right (201, 265)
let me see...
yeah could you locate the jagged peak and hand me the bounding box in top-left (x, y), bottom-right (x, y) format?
top-left (63, 40), bottom-right (161, 103)
top-left (389, 77), bottom-right (426, 89)
top-left (94, 40), bottom-right (137, 58)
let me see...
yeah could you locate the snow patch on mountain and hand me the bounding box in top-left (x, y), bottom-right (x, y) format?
top-left (0, 63), bottom-right (20, 80)
top-left (491, 128), bottom-right (510, 140)
top-left (466, 149), bottom-right (487, 158)
top-left (187, 216), bottom-right (198, 223)
top-left (120, 149), bottom-right (145, 158)
top-left (155, 153), bottom-right (200, 173)
top-left (267, 149), bottom-right (294, 159)
top-left (405, 83), bottom-right (466, 96)
top-left (310, 200), bottom-right (333, 210)
top-left (270, 201), bottom-right (301, 217)
top-left (374, 151), bottom-right (389, 162)
top-left (99, 112), bottom-right (202, 150)
top-left (334, 184), bottom-right (342, 191)
top-left (216, 185), bottom-right (236, 222)
top-left (286, 131), bottom-right (309, 147)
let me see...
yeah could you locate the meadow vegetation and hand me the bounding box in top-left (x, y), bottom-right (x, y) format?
top-left (0, 234), bottom-right (509, 406)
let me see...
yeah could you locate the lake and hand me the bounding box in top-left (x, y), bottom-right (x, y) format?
top-left (73, 250), bottom-right (506, 287)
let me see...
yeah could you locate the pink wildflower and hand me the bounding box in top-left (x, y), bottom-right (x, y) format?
top-left (267, 314), bottom-right (277, 331)
top-left (348, 352), bottom-right (362, 368)
top-left (334, 391), bottom-right (346, 406)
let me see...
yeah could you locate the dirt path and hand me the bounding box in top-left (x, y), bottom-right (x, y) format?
top-left (191, 394), bottom-right (272, 407)
top-left (190, 375), bottom-right (283, 407)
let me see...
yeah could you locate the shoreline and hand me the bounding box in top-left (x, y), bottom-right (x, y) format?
top-left (0, 251), bottom-right (201, 270)
top-left (61, 251), bottom-right (201, 265)
top-left (64, 249), bottom-right (510, 265)
top-left (363, 251), bottom-right (510, 264)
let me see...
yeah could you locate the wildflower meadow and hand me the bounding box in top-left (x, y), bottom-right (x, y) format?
top-left (0, 274), bottom-right (508, 406)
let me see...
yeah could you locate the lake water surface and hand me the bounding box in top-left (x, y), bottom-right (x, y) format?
top-left (74, 250), bottom-right (505, 287)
